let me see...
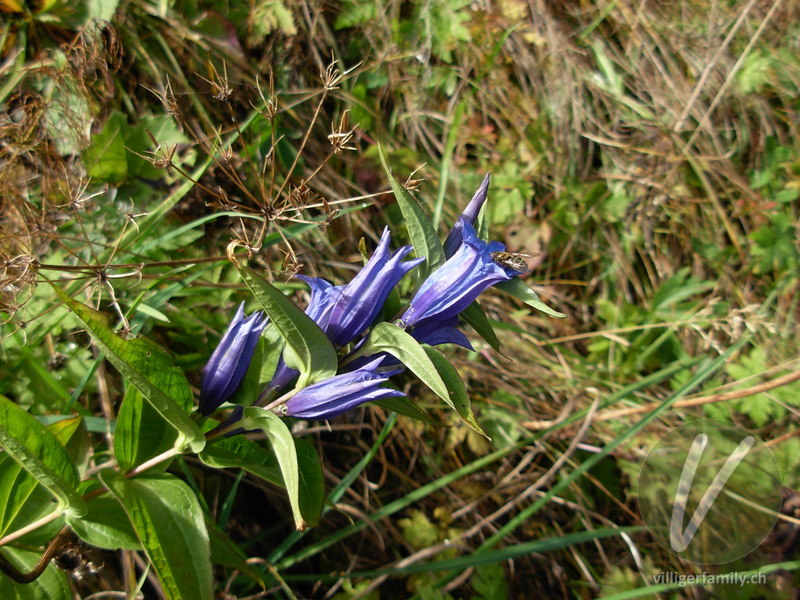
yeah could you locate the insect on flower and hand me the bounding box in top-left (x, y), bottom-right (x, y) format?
top-left (399, 218), bottom-right (525, 329)
top-left (490, 251), bottom-right (530, 273)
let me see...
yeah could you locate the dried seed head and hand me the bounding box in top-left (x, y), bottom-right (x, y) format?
top-left (288, 182), bottom-right (312, 207)
top-left (254, 73), bottom-right (278, 120)
top-left (328, 110), bottom-right (357, 154)
top-left (141, 129), bottom-right (176, 170)
top-left (321, 60), bottom-right (343, 91)
top-left (198, 61), bottom-right (233, 102)
top-left (404, 164), bottom-right (426, 191)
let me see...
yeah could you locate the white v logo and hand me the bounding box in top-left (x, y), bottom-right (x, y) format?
top-left (670, 433), bottom-right (755, 552)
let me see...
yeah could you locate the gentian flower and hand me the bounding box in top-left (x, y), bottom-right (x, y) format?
top-left (400, 218), bottom-right (525, 330)
top-left (285, 356), bottom-right (404, 420)
top-left (443, 173), bottom-right (490, 258)
top-left (266, 229), bottom-right (422, 394)
top-left (298, 227), bottom-right (424, 346)
top-left (411, 316), bottom-right (473, 350)
top-left (200, 303), bottom-right (267, 415)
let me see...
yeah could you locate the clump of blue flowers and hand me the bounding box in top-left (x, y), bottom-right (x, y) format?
top-left (200, 172), bottom-right (550, 428)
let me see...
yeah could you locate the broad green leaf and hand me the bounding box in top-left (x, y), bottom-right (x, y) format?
top-left (83, 110), bottom-right (128, 182)
top-left (422, 346), bottom-right (488, 438)
top-left (46, 416), bottom-right (89, 475)
top-left (238, 266), bottom-right (336, 387)
top-left (376, 144), bottom-right (446, 278)
top-left (374, 396), bottom-right (441, 426)
top-left (0, 546), bottom-right (71, 600)
top-left (240, 407), bottom-right (305, 531)
top-left (460, 301), bottom-right (501, 351)
top-left (199, 436), bottom-right (282, 487)
top-left (67, 496), bottom-right (140, 550)
top-left (295, 438), bottom-right (324, 527)
top-left (99, 471), bottom-right (213, 600)
top-left (51, 284), bottom-right (205, 453)
top-left (115, 387), bottom-right (178, 472)
top-left (203, 431), bottom-right (321, 534)
top-left (361, 322), bottom-right (450, 405)
top-left (0, 396), bottom-right (85, 517)
top-left (495, 278), bottom-right (566, 318)
top-left (38, 415), bottom-right (113, 435)
top-left (0, 455), bottom-right (56, 539)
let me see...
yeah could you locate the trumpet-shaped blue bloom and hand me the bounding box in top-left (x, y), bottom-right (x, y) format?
top-left (443, 173), bottom-right (490, 258)
top-left (400, 218), bottom-right (524, 329)
top-left (266, 229), bottom-right (423, 394)
top-left (285, 356), bottom-right (404, 420)
top-left (298, 227), bottom-right (424, 346)
top-left (200, 303), bottom-right (267, 415)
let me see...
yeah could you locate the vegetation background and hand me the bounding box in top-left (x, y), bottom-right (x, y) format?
top-left (1, 0), bottom-right (799, 597)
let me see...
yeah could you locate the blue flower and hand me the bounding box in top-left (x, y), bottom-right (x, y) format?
top-left (265, 229), bottom-right (422, 395)
top-left (443, 173), bottom-right (490, 258)
top-left (297, 227), bottom-right (424, 346)
top-left (411, 316), bottom-right (473, 350)
top-left (284, 357), bottom-right (404, 420)
top-left (200, 303), bottom-right (267, 415)
top-left (400, 218), bottom-right (524, 329)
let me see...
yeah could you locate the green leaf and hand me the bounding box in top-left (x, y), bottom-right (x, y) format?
top-left (460, 301), bottom-right (500, 351)
top-left (398, 509), bottom-right (439, 550)
top-left (374, 396), bottom-right (442, 426)
top-left (115, 387), bottom-right (178, 472)
top-left (470, 563), bottom-right (508, 600)
top-left (0, 396), bottom-right (85, 517)
top-left (239, 407), bottom-right (305, 531)
top-left (422, 346), bottom-right (488, 438)
top-left (83, 110), bottom-right (128, 183)
top-left (495, 278), bottom-right (566, 318)
top-left (46, 416), bottom-right (89, 475)
top-left (51, 284), bottom-right (205, 453)
top-left (295, 438), bottom-right (324, 527)
top-left (247, 0), bottom-right (297, 45)
top-left (199, 436), bottom-right (282, 487)
top-left (361, 322), bottom-right (450, 404)
top-left (99, 471), bottom-right (213, 600)
top-left (67, 495), bottom-right (141, 550)
top-left (238, 266), bottom-right (337, 387)
top-left (376, 144), bottom-right (446, 278)
top-left (202, 432), bottom-right (324, 534)
top-left (335, 0), bottom-right (376, 28)
top-left (0, 453), bottom-right (62, 543)
top-left (84, 0), bottom-right (121, 21)
top-left (0, 546), bottom-right (72, 600)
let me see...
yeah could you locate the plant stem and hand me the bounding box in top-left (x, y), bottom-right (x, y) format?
top-left (0, 510), bottom-right (64, 547)
top-left (127, 447), bottom-right (182, 478)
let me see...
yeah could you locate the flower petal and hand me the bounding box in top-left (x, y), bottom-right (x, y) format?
top-left (443, 173), bottom-right (490, 258)
top-left (285, 356), bottom-right (403, 420)
top-left (200, 304), bottom-right (267, 415)
top-left (400, 219), bottom-right (517, 328)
